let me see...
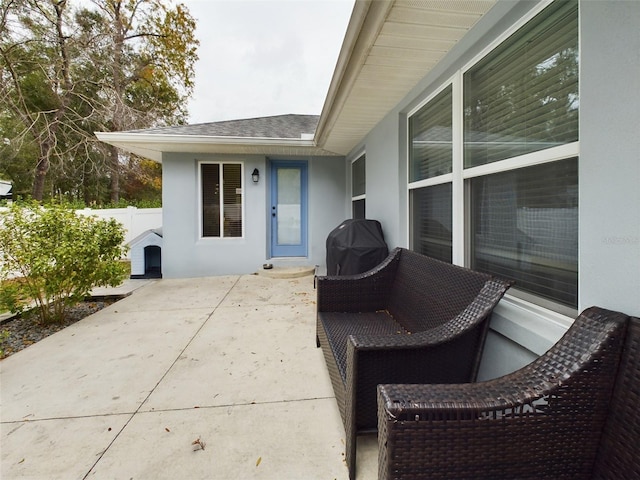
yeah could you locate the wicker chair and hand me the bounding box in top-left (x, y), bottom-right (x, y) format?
top-left (316, 247), bottom-right (512, 479)
top-left (378, 306), bottom-right (638, 479)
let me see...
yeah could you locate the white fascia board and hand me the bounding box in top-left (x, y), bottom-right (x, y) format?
top-left (95, 131), bottom-right (320, 162)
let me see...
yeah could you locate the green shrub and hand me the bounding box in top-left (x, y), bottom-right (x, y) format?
top-left (0, 202), bottom-right (129, 324)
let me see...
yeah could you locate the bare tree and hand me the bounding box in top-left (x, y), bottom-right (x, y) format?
top-left (0, 0), bottom-right (198, 203)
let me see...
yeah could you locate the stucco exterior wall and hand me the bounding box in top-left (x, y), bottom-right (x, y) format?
top-left (161, 153), bottom-right (346, 278)
top-left (307, 156), bottom-right (350, 274)
top-left (578, 0), bottom-right (640, 318)
top-left (345, 0), bottom-right (640, 380)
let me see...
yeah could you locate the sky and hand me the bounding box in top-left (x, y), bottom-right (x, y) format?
top-left (181, 0), bottom-right (355, 125)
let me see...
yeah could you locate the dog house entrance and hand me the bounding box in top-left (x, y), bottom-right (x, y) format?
top-left (144, 245), bottom-right (162, 278)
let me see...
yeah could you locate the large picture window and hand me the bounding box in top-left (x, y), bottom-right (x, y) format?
top-left (407, 0), bottom-right (579, 312)
top-left (201, 163), bottom-right (243, 238)
top-left (463, 0), bottom-right (578, 168)
top-left (409, 85), bottom-right (452, 182)
top-left (408, 84), bottom-right (453, 262)
top-left (411, 183), bottom-right (452, 263)
top-left (470, 158), bottom-right (578, 308)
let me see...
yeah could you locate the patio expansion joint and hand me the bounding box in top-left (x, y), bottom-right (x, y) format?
top-left (136, 395), bottom-right (338, 414)
top-left (0, 411), bottom-right (137, 425)
top-left (80, 275), bottom-right (242, 480)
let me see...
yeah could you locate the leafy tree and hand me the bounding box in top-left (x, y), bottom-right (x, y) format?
top-left (121, 157), bottom-right (162, 203)
top-left (0, 202), bottom-right (129, 324)
top-left (0, 0), bottom-right (198, 203)
top-left (74, 0), bottom-right (198, 202)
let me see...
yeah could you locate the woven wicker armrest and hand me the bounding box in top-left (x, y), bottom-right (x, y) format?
top-left (376, 306), bottom-right (630, 480)
top-left (379, 378), bottom-right (559, 422)
top-left (316, 247), bottom-right (401, 313)
top-left (346, 323), bottom-right (490, 422)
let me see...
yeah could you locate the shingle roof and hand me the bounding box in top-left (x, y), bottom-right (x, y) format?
top-left (129, 114), bottom-right (319, 139)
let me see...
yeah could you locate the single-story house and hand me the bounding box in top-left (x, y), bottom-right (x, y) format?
top-left (97, 0), bottom-right (639, 379)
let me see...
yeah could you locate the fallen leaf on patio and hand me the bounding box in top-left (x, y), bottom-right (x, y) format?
top-left (256, 456), bottom-right (262, 467)
top-left (18, 458), bottom-right (24, 464)
top-left (192, 437), bottom-right (206, 451)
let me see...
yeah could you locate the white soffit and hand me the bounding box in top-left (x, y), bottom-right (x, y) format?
top-left (318, 0), bottom-right (496, 155)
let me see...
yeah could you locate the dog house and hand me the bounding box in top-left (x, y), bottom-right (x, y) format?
top-left (129, 228), bottom-right (163, 278)
top-left (0, 180), bottom-right (12, 200)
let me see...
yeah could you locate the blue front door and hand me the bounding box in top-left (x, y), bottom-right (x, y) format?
top-left (270, 161), bottom-right (308, 257)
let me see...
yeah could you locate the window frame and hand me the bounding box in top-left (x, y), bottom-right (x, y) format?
top-left (407, 80), bottom-right (456, 261)
top-left (406, 0), bottom-right (579, 316)
top-left (351, 152), bottom-right (366, 219)
top-left (198, 160), bottom-right (245, 240)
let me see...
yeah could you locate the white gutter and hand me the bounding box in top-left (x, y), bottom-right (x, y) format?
top-left (94, 131), bottom-right (332, 163)
top-left (95, 131), bottom-right (318, 148)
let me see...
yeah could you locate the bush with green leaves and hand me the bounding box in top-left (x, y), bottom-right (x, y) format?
top-left (0, 202), bottom-right (129, 324)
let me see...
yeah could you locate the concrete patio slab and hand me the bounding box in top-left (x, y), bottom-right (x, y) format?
top-left (1, 414), bottom-right (131, 480)
top-left (219, 274), bottom-right (316, 308)
top-left (1, 306), bottom-right (214, 421)
top-left (89, 400), bottom-right (348, 479)
top-left (0, 274), bottom-right (378, 479)
top-left (142, 303), bottom-right (329, 410)
top-left (90, 278), bottom-right (155, 298)
top-left (112, 275), bottom-right (240, 313)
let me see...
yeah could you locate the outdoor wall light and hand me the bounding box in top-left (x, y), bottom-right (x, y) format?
top-left (251, 168), bottom-right (260, 183)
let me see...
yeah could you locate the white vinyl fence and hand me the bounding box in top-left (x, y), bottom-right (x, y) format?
top-left (76, 207), bottom-right (162, 258)
top-left (0, 206), bottom-right (162, 259)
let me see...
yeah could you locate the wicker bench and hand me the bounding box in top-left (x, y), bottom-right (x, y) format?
top-left (378, 306), bottom-right (640, 479)
top-left (316, 247), bottom-right (512, 479)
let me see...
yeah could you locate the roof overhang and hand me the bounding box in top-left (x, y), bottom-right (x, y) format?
top-left (94, 132), bottom-right (338, 162)
top-left (315, 0), bottom-right (497, 155)
top-left (97, 0), bottom-right (497, 160)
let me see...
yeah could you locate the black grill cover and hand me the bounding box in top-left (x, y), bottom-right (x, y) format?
top-left (326, 219), bottom-right (388, 276)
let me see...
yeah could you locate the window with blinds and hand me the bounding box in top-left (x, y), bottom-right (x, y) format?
top-left (411, 183), bottom-right (452, 263)
top-left (470, 158), bottom-right (578, 308)
top-left (463, 0), bottom-right (578, 168)
top-left (409, 85), bottom-right (452, 182)
top-left (201, 163), bottom-right (243, 238)
top-left (352, 155), bottom-right (366, 197)
top-left (352, 154), bottom-right (366, 219)
top-left (406, 0), bottom-right (579, 313)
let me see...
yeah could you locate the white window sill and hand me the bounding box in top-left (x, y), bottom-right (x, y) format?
top-left (490, 295), bottom-right (574, 356)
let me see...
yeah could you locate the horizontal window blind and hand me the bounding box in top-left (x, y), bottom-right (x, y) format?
top-left (223, 164), bottom-right (242, 238)
top-left (411, 183), bottom-right (452, 263)
top-left (464, 0), bottom-right (578, 167)
top-left (409, 85), bottom-right (452, 182)
top-left (352, 155), bottom-right (366, 197)
top-left (470, 157), bottom-right (578, 308)
top-left (202, 164), bottom-right (221, 237)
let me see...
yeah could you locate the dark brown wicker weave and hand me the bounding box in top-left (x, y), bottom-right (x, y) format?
top-left (316, 247), bottom-right (512, 479)
top-left (378, 306), bottom-right (638, 480)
